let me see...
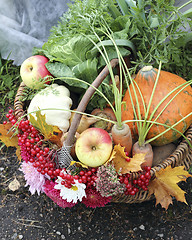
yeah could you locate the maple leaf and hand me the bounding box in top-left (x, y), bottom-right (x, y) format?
top-left (0, 123), bottom-right (21, 160)
top-left (148, 166), bottom-right (192, 209)
top-left (29, 110), bottom-right (63, 146)
top-left (112, 144), bottom-right (145, 174)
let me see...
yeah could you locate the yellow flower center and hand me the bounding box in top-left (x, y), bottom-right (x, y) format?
top-left (71, 186), bottom-right (78, 191)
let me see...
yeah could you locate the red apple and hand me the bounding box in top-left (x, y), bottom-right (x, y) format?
top-left (20, 55), bottom-right (52, 89)
top-left (75, 128), bottom-right (113, 167)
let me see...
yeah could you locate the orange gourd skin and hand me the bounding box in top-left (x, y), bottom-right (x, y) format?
top-left (121, 67), bottom-right (192, 146)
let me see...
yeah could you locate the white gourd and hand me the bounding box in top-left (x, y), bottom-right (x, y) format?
top-left (27, 83), bottom-right (72, 132)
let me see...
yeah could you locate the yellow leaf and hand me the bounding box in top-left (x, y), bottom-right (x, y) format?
top-left (105, 148), bottom-right (116, 164)
top-left (112, 144), bottom-right (145, 174)
top-left (148, 166), bottom-right (192, 209)
top-left (0, 123), bottom-right (18, 147)
top-left (70, 160), bottom-right (88, 169)
top-left (29, 110), bottom-right (63, 146)
top-left (0, 123), bottom-right (21, 160)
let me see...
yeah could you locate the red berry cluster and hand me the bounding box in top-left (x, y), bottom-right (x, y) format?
top-left (119, 166), bottom-right (152, 195)
top-left (5, 109), bottom-right (61, 179)
top-left (77, 168), bottom-right (97, 187)
top-left (4, 109), bottom-right (17, 125)
top-left (4, 109), bottom-right (151, 194)
top-left (57, 168), bottom-right (98, 189)
top-left (59, 170), bottom-right (77, 189)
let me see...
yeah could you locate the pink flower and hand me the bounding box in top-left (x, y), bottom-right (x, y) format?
top-left (43, 180), bottom-right (76, 208)
top-left (82, 188), bottom-right (112, 208)
top-left (20, 161), bottom-right (45, 195)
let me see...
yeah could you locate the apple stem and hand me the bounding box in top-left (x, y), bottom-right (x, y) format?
top-left (65, 58), bottom-right (119, 146)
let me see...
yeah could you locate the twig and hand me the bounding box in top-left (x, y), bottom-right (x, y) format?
top-left (13, 219), bottom-right (43, 229)
top-left (17, 218), bottom-right (40, 222)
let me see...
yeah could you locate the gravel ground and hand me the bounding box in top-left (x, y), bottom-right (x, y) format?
top-left (1, 147), bottom-right (192, 240)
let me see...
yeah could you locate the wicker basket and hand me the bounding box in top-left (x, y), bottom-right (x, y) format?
top-left (14, 60), bottom-right (192, 204)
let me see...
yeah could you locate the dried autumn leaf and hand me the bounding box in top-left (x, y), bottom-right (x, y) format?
top-left (112, 144), bottom-right (145, 174)
top-left (148, 166), bottom-right (192, 209)
top-left (0, 123), bottom-right (17, 147)
top-left (29, 110), bottom-right (63, 145)
top-left (8, 178), bottom-right (20, 191)
top-left (0, 123), bottom-right (21, 160)
top-left (105, 148), bottom-right (116, 164)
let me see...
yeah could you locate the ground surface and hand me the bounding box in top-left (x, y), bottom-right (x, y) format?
top-left (1, 147), bottom-right (192, 240)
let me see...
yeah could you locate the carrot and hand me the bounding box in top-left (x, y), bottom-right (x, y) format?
top-left (111, 123), bottom-right (132, 156)
top-left (91, 107), bottom-right (116, 132)
top-left (132, 141), bottom-right (153, 169)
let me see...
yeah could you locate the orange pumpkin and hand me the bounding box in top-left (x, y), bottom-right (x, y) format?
top-left (121, 66), bottom-right (192, 146)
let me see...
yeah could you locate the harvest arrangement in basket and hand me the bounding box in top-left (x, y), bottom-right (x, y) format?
top-left (1, 0), bottom-right (192, 209)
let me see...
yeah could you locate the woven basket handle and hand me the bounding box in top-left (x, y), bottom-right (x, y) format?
top-left (65, 58), bottom-right (119, 146)
top-left (14, 81), bottom-right (26, 120)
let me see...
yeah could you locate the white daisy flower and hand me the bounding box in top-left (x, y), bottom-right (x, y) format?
top-left (54, 175), bottom-right (86, 204)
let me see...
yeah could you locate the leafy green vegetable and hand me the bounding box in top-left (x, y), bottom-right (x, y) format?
top-left (34, 0), bottom-right (192, 111)
top-left (114, 0), bottom-right (192, 78)
top-left (34, 0), bottom-right (134, 110)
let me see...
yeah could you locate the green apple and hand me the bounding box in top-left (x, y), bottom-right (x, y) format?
top-left (75, 128), bottom-right (113, 167)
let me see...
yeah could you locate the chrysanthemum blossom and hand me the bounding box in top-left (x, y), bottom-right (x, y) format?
top-left (54, 174), bottom-right (86, 204)
top-left (43, 180), bottom-right (76, 208)
top-left (20, 161), bottom-right (45, 195)
top-left (82, 188), bottom-right (112, 208)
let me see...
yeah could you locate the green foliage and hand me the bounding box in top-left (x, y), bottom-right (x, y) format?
top-left (18, 86), bottom-right (38, 103)
top-left (115, 0), bottom-right (192, 78)
top-left (0, 55), bottom-right (21, 114)
top-left (33, 0), bottom-right (192, 111)
top-left (33, 0), bottom-right (134, 111)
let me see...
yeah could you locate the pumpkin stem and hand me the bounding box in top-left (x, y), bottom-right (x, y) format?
top-left (141, 65), bottom-right (153, 72)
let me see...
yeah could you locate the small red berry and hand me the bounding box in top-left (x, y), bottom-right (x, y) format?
top-left (80, 171), bottom-right (85, 176)
top-left (126, 157), bottom-right (131, 162)
top-left (47, 170), bottom-right (53, 176)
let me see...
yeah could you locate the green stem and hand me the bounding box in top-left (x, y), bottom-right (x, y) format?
top-left (83, 28), bottom-right (123, 127)
top-left (123, 117), bottom-right (192, 148)
top-left (99, 23), bottom-right (145, 133)
top-left (145, 112), bottom-right (192, 147)
top-left (137, 63), bottom-right (162, 146)
top-left (177, 0), bottom-right (192, 11)
top-left (168, 0), bottom-right (192, 21)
